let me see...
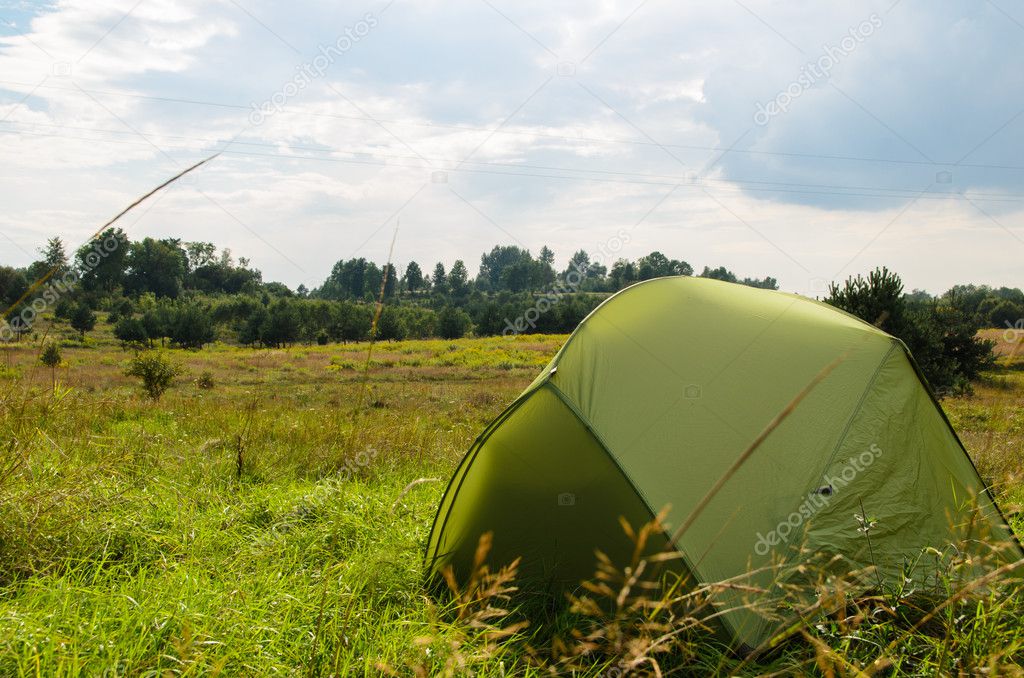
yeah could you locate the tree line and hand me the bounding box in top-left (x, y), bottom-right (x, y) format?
top-left (0, 232), bottom-right (1018, 392)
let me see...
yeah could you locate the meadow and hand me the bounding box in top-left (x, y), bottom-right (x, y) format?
top-left (1, 322), bottom-right (1023, 676)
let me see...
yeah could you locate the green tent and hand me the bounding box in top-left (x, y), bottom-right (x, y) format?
top-left (426, 276), bottom-right (1020, 650)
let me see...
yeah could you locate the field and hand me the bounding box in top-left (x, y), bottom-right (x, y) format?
top-left (1, 324), bottom-right (1023, 676)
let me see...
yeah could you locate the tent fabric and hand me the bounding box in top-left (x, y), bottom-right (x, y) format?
top-left (426, 276), bottom-right (1021, 649)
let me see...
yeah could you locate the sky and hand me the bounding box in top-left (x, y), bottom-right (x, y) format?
top-left (0, 0), bottom-right (1022, 296)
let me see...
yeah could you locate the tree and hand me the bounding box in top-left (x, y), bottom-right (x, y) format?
top-left (261, 299), bottom-right (300, 347)
top-left (431, 262), bottom-right (448, 295)
top-left (70, 303), bottom-right (96, 339)
top-left (741, 276), bottom-right (779, 290)
top-left (184, 241), bottom-right (218, 271)
top-left (114, 316), bottom-right (149, 348)
top-left (376, 306), bottom-right (407, 341)
top-left (825, 267), bottom-right (905, 330)
top-left (700, 266), bottom-right (738, 283)
top-left (0, 266), bottom-right (27, 307)
top-left (320, 258), bottom-right (376, 300)
top-left (331, 303), bottom-right (372, 343)
top-left (239, 305), bottom-right (269, 346)
top-left (364, 262), bottom-right (383, 300)
top-left (382, 263), bottom-right (398, 299)
top-left (825, 267), bottom-right (994, 395)
top-left (168, 303), bottom-right (216, 349)
top-left (437, 306), bottom-right (471, 339)
top-left (39, 236), bottom-right (68, 276)
top-left (39, 342), bottom-right (61, 388)
top-left (477, 245), bottom-right (533, 291)
top-left (141, 303), bottom-right (175, 347)
top-left (449, 260), bottom-right (470, 298)
top-left (403, 261), bottom-right (424, 295)
top-left (77, 228), bottom-right (129, 293)
top-left (609, 259), bottom-right (637, 289)
top-left (988, 300), bottom-right (1023, 329)
top-left (564, 250), bottom-right (591, 280)
top-left (125, 351), bottom-right (181, 400)
top-left (537, 246), bottom-right (556, 286)
top-left (126, 238), bottom-right (187, 298)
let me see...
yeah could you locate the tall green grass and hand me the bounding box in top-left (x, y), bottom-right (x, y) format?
top-left (0, 335), bottom-right (1022, 675)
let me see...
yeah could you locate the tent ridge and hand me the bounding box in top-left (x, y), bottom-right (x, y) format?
top-left (544, 277), bottom-right (674, 373)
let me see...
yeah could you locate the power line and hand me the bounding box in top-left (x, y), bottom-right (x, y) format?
top-left (3, 78), bottom-right (1024, 173)
top-left (3, 123), bottom-right (1024, 204)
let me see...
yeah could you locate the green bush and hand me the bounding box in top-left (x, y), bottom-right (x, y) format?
top-left (437, 306), bottom-right (471, 339)
top-left (125, 351), bottom-right (181, 400)
top-left (825, 268), bottom-right (994, 395)
top-left (114, 316), bottom-right (149, 347)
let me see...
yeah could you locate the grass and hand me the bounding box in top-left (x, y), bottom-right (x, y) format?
top-left (1, 322), bottom-right (1023, 675)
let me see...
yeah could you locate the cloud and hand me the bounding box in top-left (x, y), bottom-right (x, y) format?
top-left (0, 0), bottom-right (1022, 296)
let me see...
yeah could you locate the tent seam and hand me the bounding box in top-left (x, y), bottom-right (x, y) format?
top-left (541, 381), bottom-right (739, 639)
top-left (810, 341), bottom-right (899, 493)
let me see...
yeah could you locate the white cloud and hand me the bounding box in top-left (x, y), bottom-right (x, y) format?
top-left (0, 0), bottom-right (1021, 296)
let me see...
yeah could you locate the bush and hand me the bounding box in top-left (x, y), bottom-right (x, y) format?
top-left (988, 300), bottom-right (1023, 330)
top-left (437, 306), bottom-right (471, 339)
top-left (70, 303), bottom-right (96, 339)
top-left (114, 316), bottom-right (149, 348)
top-left (375, 306), bottom-right (407, 341)
top-left (826, 268), bottom-right (994, 395)
top-left (196, 370), bottom-right (215, 390)
top-left (53, 298), bottom-right (75, 321)
top-left (39, 342), bottom-right (61, 369)
top-left (39, 342), bottom-right (62, 387)
top-left (125, 351), bottom-right (181, 400)
top-left (168, 303), bottom-right (215, 349)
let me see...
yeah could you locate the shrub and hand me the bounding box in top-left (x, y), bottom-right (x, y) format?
top-left (70, 303), bottom-right (96, 339)
top-left (196, 370), bottom-right (215, 390)
top-left (114, 316), bottom-right (149, 348)
top-left (125, 351), bottom-right (181, 400)
top-left (437, 306), bottom-right (471, 339)
top-left (39, 342), bottom-right (61, 387)
top-left (39, 342), bottom-right (61, 369)
top-left (826, 268), bottom-right (994, 395)
top-left (168, 302), bottom-right (215, 349)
